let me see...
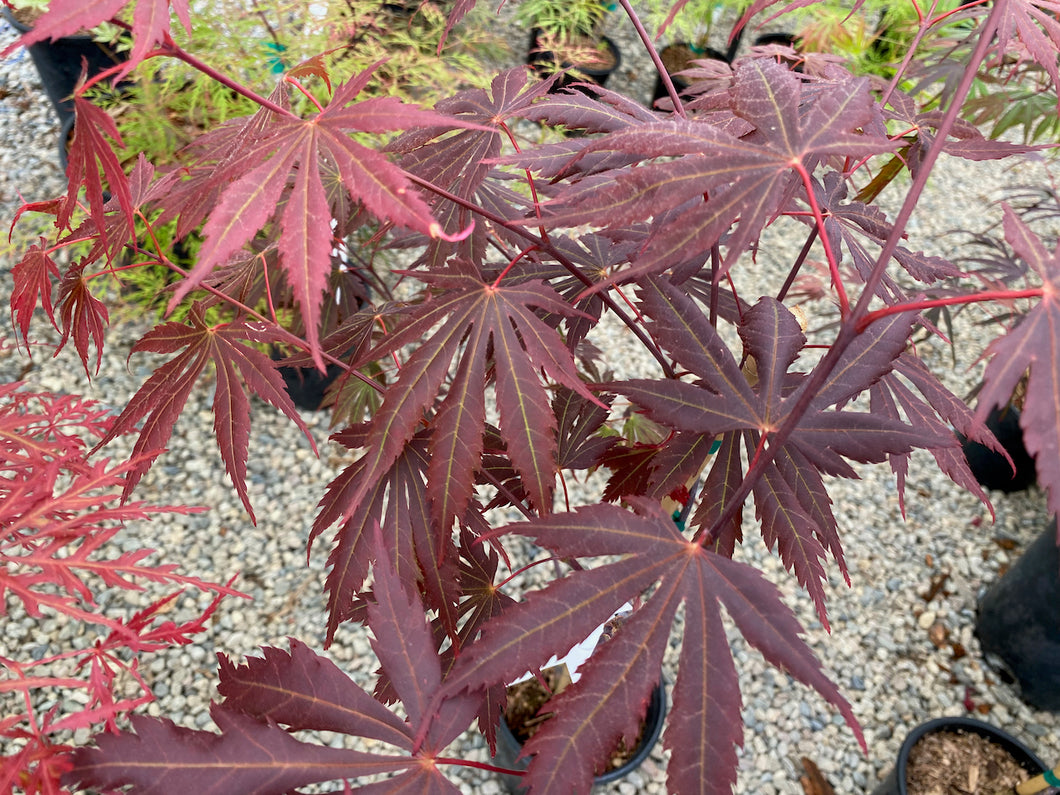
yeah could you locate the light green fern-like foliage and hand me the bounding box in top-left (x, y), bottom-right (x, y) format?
top-left (111, 0), bottom-right (503, 167)
top-left (513, 0), bottom-right (610, 40)
top-left (639, 0), bottom-right (749, 53)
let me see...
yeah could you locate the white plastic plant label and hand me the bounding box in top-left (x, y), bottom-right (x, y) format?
top-left (508, 602), bottom-right (632, 686)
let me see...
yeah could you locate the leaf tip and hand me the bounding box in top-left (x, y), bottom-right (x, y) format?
top-left (429, 220), bottom-right (474, 243)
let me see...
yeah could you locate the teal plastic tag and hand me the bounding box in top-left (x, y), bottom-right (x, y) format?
top-left (264, 41), bottom-right (288, 74)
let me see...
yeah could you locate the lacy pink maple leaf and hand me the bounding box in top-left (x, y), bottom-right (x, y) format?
top-left (0, 385), bottom-right (238, 794)
top-left (975, 205), bottom-right (1060, 517)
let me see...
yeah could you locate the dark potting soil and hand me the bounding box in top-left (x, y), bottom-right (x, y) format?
top-left (504, 665), bottom-right (644, 774)
top-left (904, 729), bottom-right (1031, 794)
top-left (660, 43), bottom-right (697, 76)
top-left (11, 7), bottom-right (42, 26)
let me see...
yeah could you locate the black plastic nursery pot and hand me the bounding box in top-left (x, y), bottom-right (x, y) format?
top-left (871, 716), bottom-right (1046, 795)
top-left (652, 42), bottom-right (729, 107)
top-left (2, 7), bottom-right (127, 168)
top-left (270, 347), bottom-right (346, 412)
top-left (976, 518), bottom-right (1060, 712)
top-left (491, 678), bottom-right (666, 794)
top-left (959, 405), bottom-right (1037, 493)
top-left (527, 30), bottom-right (622, 92)
top-left (1, 7), bottom-right (126, 123)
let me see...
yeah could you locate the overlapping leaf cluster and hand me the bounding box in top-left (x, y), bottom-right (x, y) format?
top-left (5, 0), bottom-right (1060, 792)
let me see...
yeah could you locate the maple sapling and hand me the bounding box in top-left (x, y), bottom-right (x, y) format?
top-left (3, 0), bottom-right (1060, 792)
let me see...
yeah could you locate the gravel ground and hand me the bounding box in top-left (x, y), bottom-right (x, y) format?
top-left (2, 7), bottom-right (1060, 795)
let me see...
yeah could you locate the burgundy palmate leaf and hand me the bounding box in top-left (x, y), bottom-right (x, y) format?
top-left (455, 524), bottom-right (517, 642)
top-left (366, 523), bottom-right (441, 730)
top-left (554, 387), bottom-right (617, 471)
top-left (365, 525), bottom-right (483, 751)
top-left (390, 67), bottom-right (558, 266)
top-left (65, 705), bottom-right (409, 794)
top-left (94, 306), bottom-right (312, 519)
top-left (69, 543), bottom-right (480, 793)
top-left (438, 500), bottom-right (863, 794)
top-left (536, 59), bottom-right (894, 286)
top-left (643, 431), bottom-right (717, 503)
top-left (519, 576), bottom-right (674, 793)
top-left (48, 165), bottom-right (161, 368)
top-left (334, 265), bottom-right (598, 530)
top-left (610, 279), bottom-right (949, 622)
top-left (167, 64), bottom-right (474, 366)
top-left (391, 67), bottom-right (554, 191)
top-left (873, 370), bottom-right (991, 516)
top-left (599, 441), bottom-right (661, 502)
top-left (692, 431), bottom-right (745, 557)
top-left (812, 172), bottom-right (964, 296)
top-left (751, 448), bottom-right (830, 622)
top-left (217, 640), bottom-right (412, 749)
top-left (976, 205), bottom-right (1060, 516)
top-left (519, 84), bottom-right (659, 134)
top-left (313, 427), bottom-right (463, 644)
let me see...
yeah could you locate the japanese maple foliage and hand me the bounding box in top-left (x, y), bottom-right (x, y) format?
top-left (5, 0), bottom-right (1060, 791)
top-left (0, 378), bottom-right (239, 793)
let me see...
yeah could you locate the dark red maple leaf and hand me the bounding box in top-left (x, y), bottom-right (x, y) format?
top-left (606, 278), bottom-right (952, 624)
top-left (389, 66), bottom-right (561, 268)
top-left (93, 305), bottom-right (314, 521)
top-left (810, 171), bottom-right (965, 302)
top-left (974, 205), bottom-right (1060, 517)
top-left (56, 261), bottom-right (110, 377)
top-left (436, 498), bottom-right (865, 795)
top-left (1, 0), bottom-right (191, 76)
top-left (165, 63), bottom-right (480, 368)
top-left (553, 387), bottom-right (617, 471)
top-left (312, 426), bottom-right (462, 645)
top-left (10, 239), bottom-right (59, 344)
top-left (532, 59), bottom-right (895, 288)
top-left (62, 98), bottom-right (135, 258)
top-left (866, 355), bottom-right (995, 518)
top-left (325, 262), bottom-right (601, 534)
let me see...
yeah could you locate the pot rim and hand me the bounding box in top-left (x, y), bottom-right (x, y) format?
top-left (894, 716), bottom-right (1046, 794)
top-left (1, 6), bottom-right (99, 40)
top-left (496, 677), bottom-right (667, 787)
